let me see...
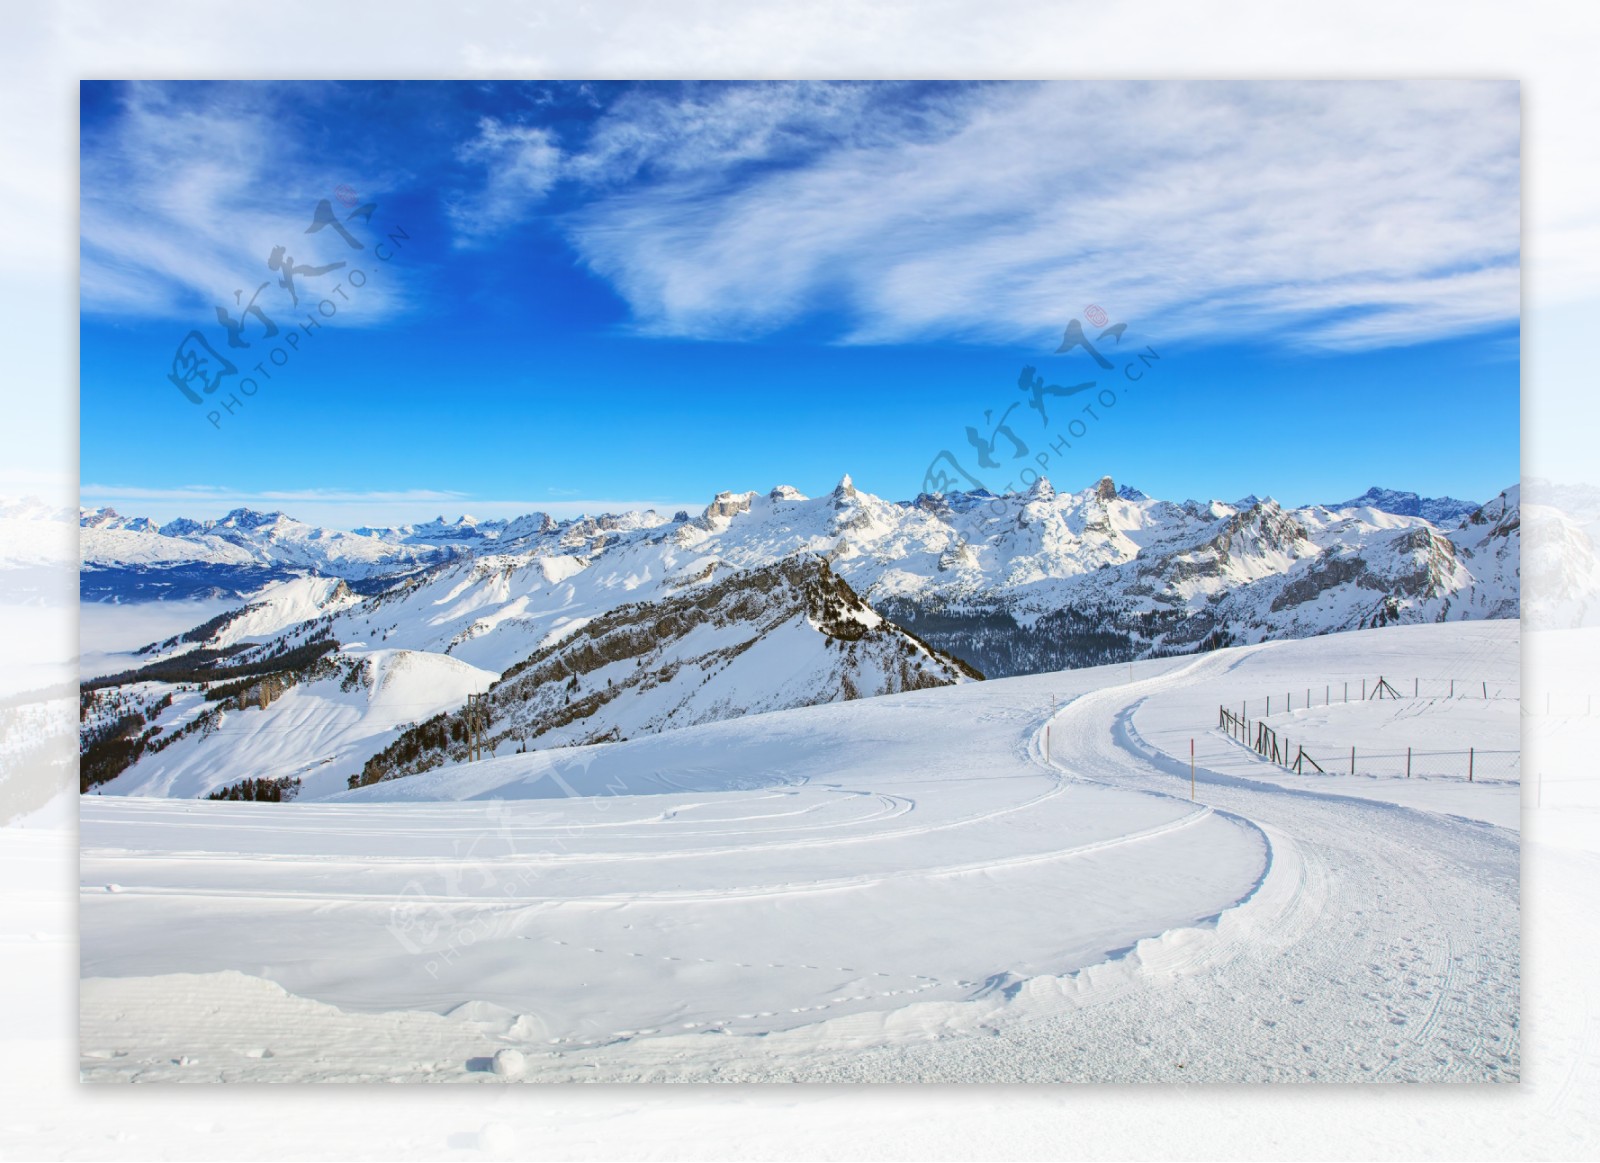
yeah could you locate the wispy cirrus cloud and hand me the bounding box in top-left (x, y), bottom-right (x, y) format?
top-left (447, 118), bottom-right (562, 245)
top-left (550, 81), bottom-right (1519, 351)
top-left (80, 83), bottom-right (413, 326)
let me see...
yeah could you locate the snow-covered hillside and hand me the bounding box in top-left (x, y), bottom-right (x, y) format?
top-left (79, 621), bottom-right (1519, 1083)
top-left (85, 559), bottom-right (976, 801)
top-left (90, 649), bottom-right (498, 800)
top-left (350, 557), bottom-right (978, 789)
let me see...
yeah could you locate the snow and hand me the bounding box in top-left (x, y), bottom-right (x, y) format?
top-left (1133, 620), bottom-right (1522, 829)
top-left (80, 620), bottom-right (1517, 1082)
top-left (81, 477), bottom-right (1521, 679)
top-left (202, 576), bottom-right (359, 649)
top-left (93, 648), bottom-right (499, 800)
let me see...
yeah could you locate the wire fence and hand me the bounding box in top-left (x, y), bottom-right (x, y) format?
top-left (1231, 675), bottom-right (1518, 719)
top-left (1216, 705), bottom-right (1519, 782)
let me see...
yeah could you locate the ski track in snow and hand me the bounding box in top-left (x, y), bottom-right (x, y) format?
top-left (79, 622), bottom-right (1518, 1083)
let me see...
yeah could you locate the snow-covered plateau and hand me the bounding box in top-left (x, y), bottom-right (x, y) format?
top-left (79, 619), bottom-right (1519, 1083)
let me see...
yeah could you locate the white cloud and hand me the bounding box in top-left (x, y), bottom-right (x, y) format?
top-left (80, 83), bottom-right (413, 326)
top-left (448, 118), bottom-right (562, 245)
top-left (558, 81), bottom-right (1520, 351)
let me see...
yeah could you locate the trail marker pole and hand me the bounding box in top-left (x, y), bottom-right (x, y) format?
top-left (1350, 745), bottom-right (1355, 776)
top-left (1483, 681), bottom-right (1487, 699)
top-left (1415, 677), bottom-right (1418, 697)
top-left (1190, 738), bottom-right (1195, 800)
top-left (1407, 746), bottom-right (1411, 778)
top-left (1469, 747), bottom-right (1474, 783)
top-left (1344, 682), bottom-right (1348, 703)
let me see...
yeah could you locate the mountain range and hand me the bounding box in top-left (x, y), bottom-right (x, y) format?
top-left (1322, 487), bottom-right (1482, 525)
top-left (79, 474), bottom-right (1520, 800)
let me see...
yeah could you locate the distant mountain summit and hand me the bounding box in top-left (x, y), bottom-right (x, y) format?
top-left (1327, 486), bottom-right (1480, 525)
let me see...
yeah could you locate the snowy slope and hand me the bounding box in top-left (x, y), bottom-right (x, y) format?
top-left (90, 559), bottom-right (976, 801)
top-left (79, 621), bottom-right (1517, 1082)
top-left (92, 648), bottom-right (498, 800)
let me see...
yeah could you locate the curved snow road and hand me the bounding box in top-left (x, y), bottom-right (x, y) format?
top-left (650, 647), bottom-right (1520, 1082)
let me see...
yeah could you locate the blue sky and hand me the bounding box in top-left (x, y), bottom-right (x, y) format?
top-left (79, 81), bottom-right (1520, 527)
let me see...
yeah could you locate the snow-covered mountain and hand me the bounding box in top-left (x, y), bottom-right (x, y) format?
top-left (112, 474), bottom-right (1521, 679)
top-left (85, 557), bottom-right (976, 800)
top-left (1324, 486), bottom-right (1481, 525)
top-left (79, 507), bottom-right (451, 600)
top-left (79, 505), bottom-right (682, 601)
top-left (81, 473), bottom-right (1519, 800)
top-left (350, 556), bottom-right (978, 790)
top-left (84, 647), bottom-right (499, 800)
top-left (351, 511), bottom-right (571, 547)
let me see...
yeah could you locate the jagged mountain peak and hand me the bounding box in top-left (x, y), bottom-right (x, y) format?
top-left (217, 507), bottom-right (288, 529)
